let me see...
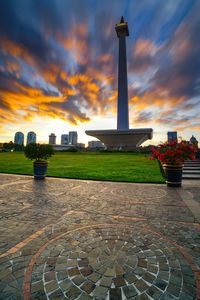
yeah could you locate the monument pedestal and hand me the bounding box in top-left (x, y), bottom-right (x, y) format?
top-left (86, 129), bottom-right (153, 150)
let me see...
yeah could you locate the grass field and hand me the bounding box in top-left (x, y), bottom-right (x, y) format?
top-left (0, 151), bottom-right (164, 183)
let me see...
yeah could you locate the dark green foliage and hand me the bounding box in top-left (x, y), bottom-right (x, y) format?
top-left (61, 148), bottom-right (78, 152)
top-left (100, 149), bottom-right (113, 153)
top-left (3, 142), bottom-right (24, 151)
top-left (196, 150), bottom-right (200, 159)
top-left (14, 144), bottom-right (25, 151)
top-left (3, 141), bottom-right (15, 151)
top-left (24, 143), bottom-right (54, 161)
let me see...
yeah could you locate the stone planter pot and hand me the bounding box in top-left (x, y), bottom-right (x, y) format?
top-left (163, 164), bottom-right (183, 187)
top-left (33, 161), bottom-right (48, 180)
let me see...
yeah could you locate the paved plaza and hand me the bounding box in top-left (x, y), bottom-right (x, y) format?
top-left (0, 174), bottom-right (200, 300)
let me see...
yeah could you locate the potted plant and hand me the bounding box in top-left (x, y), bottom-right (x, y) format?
top-left (151, 141), bottom-right (196, 187)
top-left (24, 143), bottom-right (54, 179)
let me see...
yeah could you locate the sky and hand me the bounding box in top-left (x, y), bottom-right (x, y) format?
top-left (0, 0), bottom-right (200, 146)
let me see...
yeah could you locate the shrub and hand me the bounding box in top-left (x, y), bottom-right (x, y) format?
top-left (63, 148), bottom-right (78, 152)
top-left (24, 143), bottom-right (54, 161)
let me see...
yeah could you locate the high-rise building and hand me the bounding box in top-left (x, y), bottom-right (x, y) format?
top-left (14, 132), bottom-right (24, 145)
top-left (69, 131), bottom-right (78, 145)
top-left (167, 131), bottom-right (177, 143)
top-left (49, 133), bottom-right (56, 144)
top-left (190, 135), bottom-right (198, 149)
top-left (26, 131), bottom-right (36, 145)
top-left (61, 134), bottom-right (69, 145)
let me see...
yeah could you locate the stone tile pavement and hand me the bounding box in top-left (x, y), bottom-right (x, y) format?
top-left (0, 174), bottom-right (200, 299)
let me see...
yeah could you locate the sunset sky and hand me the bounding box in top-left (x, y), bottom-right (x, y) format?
top-left (0, 0), bottom-right (200, 146)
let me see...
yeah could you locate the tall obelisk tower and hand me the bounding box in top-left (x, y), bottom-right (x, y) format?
top-left (115, 16), bottom-right (129, 130)
top-left (85, 17), bottom-right (153, 149)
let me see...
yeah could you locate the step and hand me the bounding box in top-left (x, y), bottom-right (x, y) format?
top-left (183, 167), bottom-right (200, 171)
top-left (184, 162), bottom-right (200, 165)
top-left (184, 162), bottom-right (200, 164)
top-left (184, 163), bottom-right (200, 166)
top-left (182, 174), bottom-right (200, 179)
top-left (184, 166), bottom-right (200, 169)
top-left (184, 167), bottom-right (200, 169)
top-left (184, 160), bottom-right (200, 163)
top-left (183, 170), bottom-right (200, 174)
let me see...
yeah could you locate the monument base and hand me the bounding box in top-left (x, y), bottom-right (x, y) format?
top-left (85, 129), bottom-right (153, 150)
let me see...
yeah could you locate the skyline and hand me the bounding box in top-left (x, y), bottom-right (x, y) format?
top-left (0, 0), bottom-right (200, 145)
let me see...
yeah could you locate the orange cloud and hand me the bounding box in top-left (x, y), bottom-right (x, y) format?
top-left (41, 64), bottom-right (61, 84)
top-left (134, 39), bottom-right (159, 57)
top-left (1, 19), bottom-right (198, 137)
top-left (0, 18), bottom-right (119, 128)
top-left (169, 22), bottom-right (192, 63)
top-left (130, 38), bottom-right (159, 73)
top-left (97, 54), bottom-right (113, 64)
top-left (0, 83), bottom-right (64, 126)
top-left (1, 38), bottom-right (35, 66)
top-left (4, 60), bottom-right (21, 75)
top-left (68, 73), bottom-right (91, 85)
top-left (59, 23), bottom-right (90, 65)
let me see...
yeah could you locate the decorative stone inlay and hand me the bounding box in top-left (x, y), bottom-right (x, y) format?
top-left (28, 225), bottom-right (197, 299)
top-left (0, 175), bottom-right (199, 299)
top-left (110, 185), bottom-right (167, 201)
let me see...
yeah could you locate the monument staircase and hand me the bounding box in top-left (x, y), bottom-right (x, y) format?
top-left (182, 159), bottom-right (200, 180)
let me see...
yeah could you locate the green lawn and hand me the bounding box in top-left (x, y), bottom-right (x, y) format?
top-left (0, 151), bottom-right (164, 183)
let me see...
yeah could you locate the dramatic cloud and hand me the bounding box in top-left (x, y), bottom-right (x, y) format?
top-left (0, 0), bottom-right (200, 140)
top-left (130, 39), bottom-right (160, 73)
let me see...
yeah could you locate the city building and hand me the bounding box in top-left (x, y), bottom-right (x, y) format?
top-left (52, 144), bottom-right (74, 151)
top-left (26, 131), bottom-right (36, 145)
top-left (76, 143), bottom-right (85, 149)
top-left (49, 133), bottom-right (56, 145)
top-left (61, 134), bottom-right (69, 145)
top-left (14, 132), bottom-right (24, 145)
top-left (88, 141), bottom-right (105, 150)
top-left (190, 135), bottom-right (198, 149)
top-left (69, 131), bottom-right (78, 145)
top-left (167, 131), bottom-right (177, 142)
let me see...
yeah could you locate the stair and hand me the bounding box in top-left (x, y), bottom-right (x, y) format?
top-left (182, 160), bottom-right (200, 180)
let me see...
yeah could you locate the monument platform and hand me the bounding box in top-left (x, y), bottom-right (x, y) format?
top-left (85, 128), bottom-right (153, 150)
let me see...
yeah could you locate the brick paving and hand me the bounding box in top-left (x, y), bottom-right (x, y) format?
top-left (0, 174), bottom-right (200, 299)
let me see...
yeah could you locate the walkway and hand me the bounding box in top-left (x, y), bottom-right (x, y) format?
top-left (0, 174), bottom-right (199, 299)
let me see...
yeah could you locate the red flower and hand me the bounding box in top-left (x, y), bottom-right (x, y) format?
top-left (150, 141), bottom-right (196, 165)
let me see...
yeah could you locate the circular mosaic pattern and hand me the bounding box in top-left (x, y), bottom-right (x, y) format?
top-left (30, 225), bottom-right (196, 299)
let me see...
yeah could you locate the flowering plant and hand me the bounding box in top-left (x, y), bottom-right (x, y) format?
top-left (151, 141), bottom-right (196, 165)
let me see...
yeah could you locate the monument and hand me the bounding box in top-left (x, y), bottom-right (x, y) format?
top-left (86, 17), bottom-right (153, 150)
